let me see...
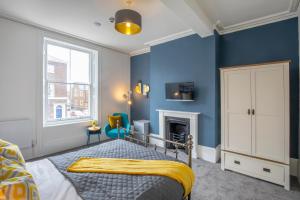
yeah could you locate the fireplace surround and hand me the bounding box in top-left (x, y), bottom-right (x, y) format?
top-left (155, 109), bottom-right (200, 158)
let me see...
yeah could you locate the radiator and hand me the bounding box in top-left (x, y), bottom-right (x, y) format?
top-left (0, 119), bottom-right (34, 149)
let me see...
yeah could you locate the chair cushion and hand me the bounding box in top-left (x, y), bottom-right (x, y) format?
top-left (106, 128), bottom-right (129, 139)
top-left (108, 115), bottom-right (122, 129)
top-left (0, 139), bottom-right (25, 167)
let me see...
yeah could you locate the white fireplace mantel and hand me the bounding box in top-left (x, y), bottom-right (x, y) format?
top-left (154, 109), bottom-right (200, 158)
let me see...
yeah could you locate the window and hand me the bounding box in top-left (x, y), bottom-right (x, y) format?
top-left (48, 64), bottom-right (55, 73)
top-left (43, 38), bottom-right (98, 126)
top-left (48, 83), bottom-right (55, 97)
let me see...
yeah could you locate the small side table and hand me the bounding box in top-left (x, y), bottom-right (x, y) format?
top-left (86, 126), bottom-right (101, 145)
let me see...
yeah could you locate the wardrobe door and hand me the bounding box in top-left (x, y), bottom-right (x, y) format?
top-left (252, 64), bottom-right (287, 163)
top-left (224, 69), bottom-right (252, 155)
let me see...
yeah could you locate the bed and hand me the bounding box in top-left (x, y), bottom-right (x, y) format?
top-left (26, 133), bottom-right (194, 200)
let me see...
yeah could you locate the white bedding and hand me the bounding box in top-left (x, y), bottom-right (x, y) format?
top-left (26, 159), bottom-right (82, 200)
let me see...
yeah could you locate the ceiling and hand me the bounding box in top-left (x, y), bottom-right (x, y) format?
top-left (196, 0), bottom-right (296, 29)
top-left (0, 0), bottom-right (298, 54)
top-left (0, 0), bottom-right (190, 53)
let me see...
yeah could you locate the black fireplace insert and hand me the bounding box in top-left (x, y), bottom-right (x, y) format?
top-left (165, 116), bottom-right (190, 152)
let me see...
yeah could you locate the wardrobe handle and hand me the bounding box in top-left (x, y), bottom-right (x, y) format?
top-left (247, 109), bottom-right (251, 115)
top-left (263, 168), bottom-right (271, 173)
top-left (234, 160), bottom-right (240, 165)
top-left (252, 109), bottom-right (255, 115)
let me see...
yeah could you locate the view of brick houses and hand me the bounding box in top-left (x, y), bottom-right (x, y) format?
top-left (47, 44), bottom-right (90, 121)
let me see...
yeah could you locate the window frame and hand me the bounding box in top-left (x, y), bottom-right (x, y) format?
top-left (43, 38), bottom-right (98, 127)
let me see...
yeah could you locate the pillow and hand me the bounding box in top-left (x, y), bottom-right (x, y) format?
top-left (0, 156), bottom-right (40, 200)
top-left (0, 139), bottom-right (25, 167)
top-left (0, 157), bottom-right (28, 181)
top-left (108, 115), bottom-right (122, 129)
top-left (0, 139), bottom-right (9, 147)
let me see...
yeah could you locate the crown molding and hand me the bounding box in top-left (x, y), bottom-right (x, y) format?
top-left (289, 0), bottom-right (300, 12)
top-left (130, 29), bottom-right (196, 57)
top-left (0, 12), bottom-right (129, 55)
top-left (144, 29), bottom-right (195, 47)
top-left (129, 47), bottom-right (150, 57)
top-left (218, 10), bottom-right (298, 35)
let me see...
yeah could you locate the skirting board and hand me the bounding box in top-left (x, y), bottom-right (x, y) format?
top-left (42, 131), bottom-right (109, 157)
top-left (290, 158), bottom-right (298, 177)
top-left (197, 145), bottom-right (221, 163)
top-left (149, 133), bottom-right (164, 147)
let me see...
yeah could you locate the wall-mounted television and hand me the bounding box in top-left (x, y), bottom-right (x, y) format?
top-left (165, 82), bottom-right (195, 101)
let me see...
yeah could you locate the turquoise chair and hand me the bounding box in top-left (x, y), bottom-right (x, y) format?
top-left (105, 113), bottom-right (131, 139)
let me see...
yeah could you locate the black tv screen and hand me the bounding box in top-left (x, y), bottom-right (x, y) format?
top-left (165, 82), bottom-right (194, 101)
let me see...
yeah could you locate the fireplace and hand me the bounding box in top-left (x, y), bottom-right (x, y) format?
top-left (165, 116), bottom-right (190, 152)
top-left (156, 109), bottom-right (200, 158)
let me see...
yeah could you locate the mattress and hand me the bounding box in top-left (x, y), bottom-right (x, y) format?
top-left (27, 140), bottom-right (185, 200)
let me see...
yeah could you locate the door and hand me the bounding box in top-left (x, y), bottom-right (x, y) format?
top-left (224, 69), bottom-right (252, 155)
top-left (252, 64), bottom-right (286, 162)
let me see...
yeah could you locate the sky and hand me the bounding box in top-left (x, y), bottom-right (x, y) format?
top-left (47, 44), bottom-right (90, 83)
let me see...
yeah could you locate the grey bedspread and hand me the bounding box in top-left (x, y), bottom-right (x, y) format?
top-left (48, 139), bottom-right (184, 200)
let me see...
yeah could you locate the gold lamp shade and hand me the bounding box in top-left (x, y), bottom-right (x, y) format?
top-left (115, 9), bottom-right (142, 35)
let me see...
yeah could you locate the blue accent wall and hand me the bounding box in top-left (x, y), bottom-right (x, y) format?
top-left (130, 53), bottom-right (150, 121)
top-left (220, 18), bottom-right (299, 158)
top-left (149, 34), bottom-right (219, 147)
top-left (130, 18), bottom-right (299, 158)
top-left (214, 31), bottom-right (221, 147)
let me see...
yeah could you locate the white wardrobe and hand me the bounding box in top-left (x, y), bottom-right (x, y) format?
top-left (220, 61), bottom-right (290, 190)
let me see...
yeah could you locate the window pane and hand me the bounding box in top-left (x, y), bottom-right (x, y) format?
top-left (68, 84), bottom-right (90, 118)
top-left (48, 64), bottom-right (55, 73)
top-left (48, 83), bottom-right (55, 97)
top-left (47, 83), bottom-right (90, 121)
top-left (47, 44), bottom-right (69, 82)
top-left (47, 83), bottom-right (69, 121)
top-left (70, 50), bottom-right (90, 83)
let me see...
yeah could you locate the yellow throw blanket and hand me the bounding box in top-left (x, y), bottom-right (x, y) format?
top-left (67, 158), bottom-right (195, 197)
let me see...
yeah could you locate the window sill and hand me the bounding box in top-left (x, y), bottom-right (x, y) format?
top-left (43, 118), bottom-right (92, 128)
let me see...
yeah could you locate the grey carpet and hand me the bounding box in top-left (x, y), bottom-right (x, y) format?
top-left (189, 156), bottom-right (300, 200)
top-left (29, 141), bottom-right (300, 200)
top-left (155, 147), bottom-right (300, 200)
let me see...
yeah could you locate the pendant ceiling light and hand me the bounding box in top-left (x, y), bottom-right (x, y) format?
top-left (115, 9), bottom-right (142, 35)
top-left (114, 2), bottom-right (142, 36)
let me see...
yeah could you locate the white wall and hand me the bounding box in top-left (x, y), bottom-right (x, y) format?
top-left (0, 18), bottom-right (130, 159)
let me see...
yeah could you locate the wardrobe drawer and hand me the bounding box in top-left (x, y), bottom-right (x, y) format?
top-left (256, 161), bottom-right (285, 185)
top-left (224, 152), bottom-right (257, 174)
top-left (223, 151), bottom-right (288, 187)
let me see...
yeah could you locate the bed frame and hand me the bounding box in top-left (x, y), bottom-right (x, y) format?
top-left (116, 123), bottom-right (193, 200)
